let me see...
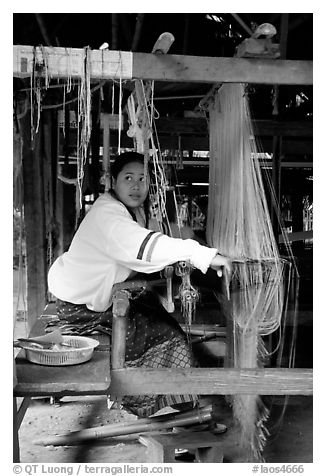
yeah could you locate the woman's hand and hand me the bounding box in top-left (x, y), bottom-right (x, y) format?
top-left (210, 253), bottom-right (232, 278)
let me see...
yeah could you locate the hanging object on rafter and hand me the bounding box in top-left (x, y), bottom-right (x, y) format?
top-left (30, 45), bottom-right (50, 144)
top-left (75, 46), bottom-right (92, 225)
top-left (126, 89), bottom-right (151, 155)
top-left (125, 78), bottom-right (169, 232)
top-left (235, 22), bottom-right (280, 58)
top-left (13, 117), bottom-right (23, 209)
top-left (152, 32), bottom-right (175, 54)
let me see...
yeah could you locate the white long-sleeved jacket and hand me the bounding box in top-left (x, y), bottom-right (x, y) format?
top-left (48, 193), bottom-right (218, 312)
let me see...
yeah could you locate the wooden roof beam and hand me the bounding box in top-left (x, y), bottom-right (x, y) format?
top-left (133, 52), bottom-right (312, 85)
top-left (13, 45), bottom-right (312, 85)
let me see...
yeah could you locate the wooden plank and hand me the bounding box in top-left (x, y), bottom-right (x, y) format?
top-left (109, 368), bottom-right (312, 396)
top-left (132, 52), bottom-right (312, 85)
top-left (13, 46), bottom-right (312, 85)
top-left (13, 46), bottom-right (132, 79)
top-left (14, 351), bottom-right (111, 396)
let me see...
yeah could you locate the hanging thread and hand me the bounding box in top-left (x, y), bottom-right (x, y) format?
top-left (205, 82), bottom-right (295, 460)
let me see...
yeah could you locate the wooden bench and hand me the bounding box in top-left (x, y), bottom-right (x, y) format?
top-left (13, 311), bottom-right (112, 462)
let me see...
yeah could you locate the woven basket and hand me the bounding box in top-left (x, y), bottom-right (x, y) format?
top-left (24, 336), bottom-right (99, 366)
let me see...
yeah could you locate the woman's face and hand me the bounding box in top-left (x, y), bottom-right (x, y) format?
top-left (112, 161), bottom-right (149, 209)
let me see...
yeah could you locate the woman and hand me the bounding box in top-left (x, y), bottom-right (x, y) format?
top-left (48, 152), bottom-right (231, 417)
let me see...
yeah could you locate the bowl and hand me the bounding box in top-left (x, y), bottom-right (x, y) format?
top-left (23, 335), bottom-right (99, 366)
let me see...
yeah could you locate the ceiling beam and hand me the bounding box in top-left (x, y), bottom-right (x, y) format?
top-left (64, 115), bottom-right (313, 154)
top-left (154, 117), bottom-right (313, 137)
top-left (34, 14), bottom-right (52, 47)
top-left (230, 13), bottom-right (253, 36)
top-left (99, 133), bottom-right (312, 156)
top-left (13, 45), bottom-right (312, 85)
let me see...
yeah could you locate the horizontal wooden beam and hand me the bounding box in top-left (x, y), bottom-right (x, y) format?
top-left (99, 115), bottom-right (312, 154)
top-left (279, 230), bottom-right (313, 243)
top-left (13, 46), bottom-right (312, 85)
top-left (133, 53), bottom-right (312, 85)
top-left (64, 118), bottom-right (312, 155)
top-left (109, 368), bottom-right (313, 396)
top-left (14, 366), bottom-right (313, 398)
top-left (108, 134), bottom-right (312, 155)
top-left (154, 117), bottom-right (313, 137)
top-left (153, 138), bottom-right (312, 156)
top-left (13, 46), bottom-right (133, 80)
top-left (254, 119), bottom-right (313, 137)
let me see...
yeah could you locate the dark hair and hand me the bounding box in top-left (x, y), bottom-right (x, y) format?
top-left (111, 152), bottom-right (146, 179)
top-left (110, 152), bottom-right (151, 227)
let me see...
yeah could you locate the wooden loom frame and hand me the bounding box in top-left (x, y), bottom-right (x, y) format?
top-left (13, 44), bottom-right (313, 415)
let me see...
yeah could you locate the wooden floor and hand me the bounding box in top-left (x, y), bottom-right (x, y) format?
top-left (15, 393), bottom-right (313, 463)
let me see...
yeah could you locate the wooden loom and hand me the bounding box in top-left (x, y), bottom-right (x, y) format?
top-left (13, 43), bottom-right (313, 462)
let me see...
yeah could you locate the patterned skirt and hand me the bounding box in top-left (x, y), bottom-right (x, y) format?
top-left (55, 291), bottom-right (197, 417)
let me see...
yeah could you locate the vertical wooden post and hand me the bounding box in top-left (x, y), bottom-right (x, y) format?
top-left (111, 13), bottom-right (118, 50)
top-left (291, 186), bottom-right (305, 256)
top-left (91, 90), bottom-right (101, 199)
top-left (20, 114), bottom-right (47, 331)
top-left (102, 114), bottom-right (111, 192)
top-left (63, 104), bottom-right (70, 167)
top-left (55, 179), bottom-right (64, 256)
top-left (279, 13), bottom-right (289, 59)
top-left (111, 290), bottom-right (129, 369)
top-left (271, 134), bottom-right (282, 239)
top-left (270, 14), bottom-right (289, 243)
top-left (131, 13), bottom-right (145, 51)
top-left (182, 14), bottom-right (190, 54)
